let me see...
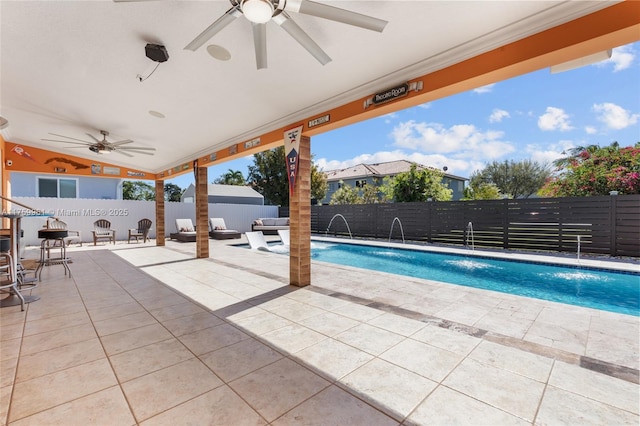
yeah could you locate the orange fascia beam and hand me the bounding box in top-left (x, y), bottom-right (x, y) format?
top-left (156, 1), bottom-right (640, 180)
top-left (4, 142), bottom-right (152, 180)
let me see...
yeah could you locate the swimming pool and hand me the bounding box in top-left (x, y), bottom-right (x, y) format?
top-left (271, 241), bottom-right (639, 316)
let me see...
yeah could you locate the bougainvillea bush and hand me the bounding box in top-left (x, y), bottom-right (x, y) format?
top-left (540, 142), bottom-right (640, 197)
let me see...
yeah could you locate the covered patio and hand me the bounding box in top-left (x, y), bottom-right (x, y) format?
top-left (1, 239), bottom-right (638, 424)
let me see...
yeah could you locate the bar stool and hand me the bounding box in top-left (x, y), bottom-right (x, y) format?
top-left (0, 251), bottom-right (25, 311)
top-left (35, 230), bottom-right (72, 281)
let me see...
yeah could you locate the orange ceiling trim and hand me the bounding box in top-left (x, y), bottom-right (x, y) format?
top-left (4, 142), bottom-right (153, 180)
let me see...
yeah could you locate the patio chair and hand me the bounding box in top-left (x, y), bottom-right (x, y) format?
top-left (245, 231), bottom-right (271, 251)
top-left (170, 218), bottom-right (197, 242)
top-left (92, 219), bottom-right (116, 245)
top-left (128, 218), bottom-right (152, 243)
top-left (208, 218), bottom-right (241, 240)
top-left (46, 217), bottom-right (82, 247)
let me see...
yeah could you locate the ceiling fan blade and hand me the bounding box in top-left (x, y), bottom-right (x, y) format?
top-left (291, 0), bottom-right (387, 32)
top-left (184, 7), bottom-right (242, 51)
top-left (47, 133), bottom-right (94, 144)
top-left (273, 13), bottom-right (331, 66)
top-left (252, 23), bottom-right (267, 70)
top-left (42, 138), bottom-right (93, 146)
top-left (113, 150), bottom-right (134, 157)
top-left (120, 149), bottom-right (155, 156)
top-left (110, 139), bottom-right (134, 146)
top-left (86, 133), bottom-right (102, 143)
top-left (118, 146), bottom-right (156, 151)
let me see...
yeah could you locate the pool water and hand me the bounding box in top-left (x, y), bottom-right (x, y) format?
top-left (297, 242), bottom-right (639, 316)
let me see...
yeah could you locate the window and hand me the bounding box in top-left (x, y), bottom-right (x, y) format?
top-left (37, 177), bottom-right (78, 198)
top-left (355, 180), bottom-right (367, 188)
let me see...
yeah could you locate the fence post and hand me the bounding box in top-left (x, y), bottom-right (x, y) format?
top-left (426, 202), bottom-right (432, 243)
top-left (503, 199), bottom-right (509, 250)
top-left (610, 194), bottom-right (617, 257)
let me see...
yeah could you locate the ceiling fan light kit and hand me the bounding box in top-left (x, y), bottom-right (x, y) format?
top-left (241, 0), bottom-right (274, 23)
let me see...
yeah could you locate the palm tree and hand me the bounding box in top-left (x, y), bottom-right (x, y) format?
top-left (213, 169), bottom-right (246, 185)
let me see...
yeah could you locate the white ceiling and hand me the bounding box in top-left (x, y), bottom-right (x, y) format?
top-left (0, 1), bottom-right (616, 174)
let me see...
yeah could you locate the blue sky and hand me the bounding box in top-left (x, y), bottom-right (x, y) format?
top-left (168, 41), bottom-right (639, 189)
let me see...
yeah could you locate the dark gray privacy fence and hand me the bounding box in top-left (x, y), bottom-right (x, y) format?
top-left (281, 195), bottom-right (640, 257)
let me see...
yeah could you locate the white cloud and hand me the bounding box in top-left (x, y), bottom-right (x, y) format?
top-left (538, 107), bottom-right (574, 131)
top-left (382, 112), bottom-right (398, 124)
top-left (525, 140), bottom-right (576, 166)
top-left (390, 120), bottom-right (514, 159)
top-left (489, 109), bottom-right (510, 123)
top-left (592, 102), bottom-right (639, 130)
top-left (473, 83), bottom-right (495, 94)
top-left (597, 44), bottom-right (636, 72)
top-left (584, 126), bottom-right (597, 135)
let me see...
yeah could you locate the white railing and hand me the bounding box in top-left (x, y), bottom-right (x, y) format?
top-left (10, 197), bottom-right (279, 246)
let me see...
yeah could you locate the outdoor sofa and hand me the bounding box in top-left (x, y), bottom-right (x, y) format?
top-left (251, 217), bottom-right (289, 235)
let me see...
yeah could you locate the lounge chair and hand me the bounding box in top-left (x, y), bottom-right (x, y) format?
top-left (277, 229), bottom-right (290, 246)
top-left (170, 219), bottom-right (197, 242)
top-left (92, 219), bottom-right (115, 245)
top-left (208, 218), bottom-right (241, 240)
top-left (245, 231), bottom-right (271, 251)
top-left (128, 218), bottom-right (152, 243)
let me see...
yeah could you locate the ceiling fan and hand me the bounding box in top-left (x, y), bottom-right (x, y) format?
top-left (42, 130), bottom-right (156, 158)
top-left (115, 0), bottom-right (388, 69)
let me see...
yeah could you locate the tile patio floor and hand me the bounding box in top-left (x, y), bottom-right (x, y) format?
top-left (1, 237), bottom-right (638, 425)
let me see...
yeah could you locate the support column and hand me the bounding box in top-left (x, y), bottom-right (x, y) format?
top-left (155, 180), bottom-right (165, 246)
top-left (289, 136), bottom-right (311, 287)
top-left (195, 165), bottom-right (209, 258)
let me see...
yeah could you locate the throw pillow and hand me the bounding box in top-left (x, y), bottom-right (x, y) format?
top-left (254, 219), bottom-right (263, 226)
top-left (214, 225), bottom-right (226, 230)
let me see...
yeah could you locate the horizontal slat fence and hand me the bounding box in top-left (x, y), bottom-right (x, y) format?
top-left (308, 195), bottom-right (640, 257)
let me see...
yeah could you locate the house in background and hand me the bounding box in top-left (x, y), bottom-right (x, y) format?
top-left (181, 183), bottom-right (264, 205)
top-left (320, 160), bottom-right (467, 204)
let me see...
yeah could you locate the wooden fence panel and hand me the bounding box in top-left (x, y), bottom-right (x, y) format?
top-left (310, 194), bottom-right (639, 257)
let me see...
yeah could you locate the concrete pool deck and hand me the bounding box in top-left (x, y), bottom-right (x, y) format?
top-left (1, 237), bottom-right (638, 424)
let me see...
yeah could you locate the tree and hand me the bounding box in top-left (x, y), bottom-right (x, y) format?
top-left (329, 181), bottom-right (362, 205)
top-left (213, 169), bottom-right (246, 186)
top-left (310, 164), bottom-right (328, 204)
top-left (471, 159), bottom-right (550, 199)
top-left (122, 181), bottom-right (155, 201)
top-left (540, 142), bottom-right (640, 196)
top-left (361, 184), bottom-right (383, 204)
top-left (462, 182), bottom-right (502, 200)
top-left (164, 183), bottom-right (183, 202)
top-left (391, 163), bottom-right (452, 202)
top-left (248, 146), bottom-right (328, 206)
